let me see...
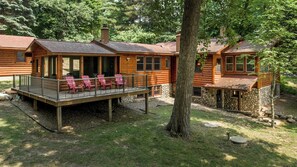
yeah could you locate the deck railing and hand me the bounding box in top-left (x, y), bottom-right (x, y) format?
top-left (13, 74), bottom-right (148, 101)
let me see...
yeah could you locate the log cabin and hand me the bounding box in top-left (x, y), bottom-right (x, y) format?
top-left (159, 38), bottom-right (274, 116)
top-left (0, 35), bottom-right (34, 76)
top-left (94, 26), bottom-right (176, 98)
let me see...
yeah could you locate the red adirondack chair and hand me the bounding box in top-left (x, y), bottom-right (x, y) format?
top-left (115, 74), bottom-right (127, 88)
top-left (66, 76), bottom-right (83, 93)
top-left (97, 74), bottom-right (112, 90)
top-left (82, 75), bottom-right (95, 91)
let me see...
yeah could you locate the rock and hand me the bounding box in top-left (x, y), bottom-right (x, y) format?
top-left (261, 106), bottom-right (270, 112)
top-left (279, 115), bottom-right (287, 120)
top-left (229, 136), bottom-right (248, 144)
top-left (294, 117), bottom-right (297, 121)
top-left (0, 93), bottom-right (12, 101)
top-left (262, 118), bottom-right (271, 123)
top-left (287, 118), bottom-right (296, 123)
top-left (204, 123), bottom-right (220, 128)
top-left (286, 115), bottom-right (293, 119)
top-left (258, 117), bottom-right (264, 122)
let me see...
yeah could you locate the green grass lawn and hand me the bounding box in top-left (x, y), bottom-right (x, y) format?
top-left (0, 81), bottom-right (12, 91)
top-left (1, 102), bottom-right (297, 167)
top-left (281, 76), bottom-right (297, 95)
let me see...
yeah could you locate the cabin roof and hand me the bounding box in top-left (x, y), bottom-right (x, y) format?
top-left (224, 41), bottom-right (265, 54)
top-left (157, 39), bottom-right (228, 54)
top-left (204, 75), bottom-right (258, 91)
top-left (0, 35), bottom-right (35, 50)
top-left (156, 42), bottom-right (177, 53)
top-left (96, 41), bottom-right (173, 55)
top-left (34, 39), bottom-right (115, 55)
top-left (197, 39), bottom-right (228, 54)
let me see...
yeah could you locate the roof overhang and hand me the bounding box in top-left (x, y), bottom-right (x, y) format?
top-left (204, 75), bottom-right (258, 92)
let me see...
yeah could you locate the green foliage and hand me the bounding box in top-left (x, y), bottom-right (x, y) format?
top-left (33, 0), bottom-right (97, 41)
top-left (112, 25), bottom-right (175, 44)
top-left (0, 0), bottom-right (36, 36)
top-left (280, 76), bottom-right (297, 95)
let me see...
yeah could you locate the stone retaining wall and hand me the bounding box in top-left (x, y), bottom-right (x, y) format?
top-left (259, 85), bottom-right (271, 107)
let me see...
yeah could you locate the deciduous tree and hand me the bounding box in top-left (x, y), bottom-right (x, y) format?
top-left (166, 0), bottom-right (203, 139)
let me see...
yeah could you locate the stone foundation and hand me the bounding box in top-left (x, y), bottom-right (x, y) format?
top-left (161, 83), bottom-right (172, 98)
top-left (259, 85), bottom-right (271, 107)
top-left (191, 86), bottom-right (272, 117)
top-left (192, 87), bottom-right (216, 108)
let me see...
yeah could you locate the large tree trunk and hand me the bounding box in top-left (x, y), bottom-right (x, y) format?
top-left (166, 0), bottom-right (203, 138)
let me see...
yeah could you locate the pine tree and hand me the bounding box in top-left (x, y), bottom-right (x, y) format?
top-left (0, 0), bottom-right (36, 36)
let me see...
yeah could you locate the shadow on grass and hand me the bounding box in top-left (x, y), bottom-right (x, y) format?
top-left (1, 100), bottom-right (296, 166)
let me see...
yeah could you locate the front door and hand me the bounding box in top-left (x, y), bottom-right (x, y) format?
top-left (216, 89), bottom-right (222, 108)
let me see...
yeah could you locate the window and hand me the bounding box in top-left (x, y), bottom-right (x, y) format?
top-left (62, 57), bottom-right (80, 78)
top-left (146, 57), bottom-right (153, 70)
top-left (16, 51), bottom-right (25, 62)
top-left (195, 60), bottom-right (202, 73)
top-left (231, 90), bottom-right (239, 97)
top-left (137, 57), bottom-right (144, 71)
top-left (247, 57), bottom-right (255, 72)
top-left (235, 56), bottom-right (244, 72)
top-left (154, 57), bottom-right (161, 70)
top-left (165, 57), bottom-right (171, 69)
top-left (216, 58), bottom-right (221, 72)
top-left (193, 87), bottom-right (202, 96)
top-left (226, 56), bottom-right (233, 71)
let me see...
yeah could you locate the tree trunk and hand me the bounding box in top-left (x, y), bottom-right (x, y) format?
top-left (166, 0), bottom-right (203, 139)
top-left (271, 71), bottom-right (276, 128)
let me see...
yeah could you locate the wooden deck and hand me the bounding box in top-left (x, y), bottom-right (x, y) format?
top-left (13, 75), bottom-right (150, 132)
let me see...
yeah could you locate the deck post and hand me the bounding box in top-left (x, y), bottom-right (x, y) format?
top-left (27, 76), bottom-right (30, 92)
top-left (221, 89), bottom-right (225, 109)
top-left (13, 75), bottom-right (16, 88)
top-left (41, 77), bottom-right (44, 96)
top-left (132, 74), bottom-right (135, 88)
top-left (145, 75), bottom-right (148, 89)
top-left (123, 76), bottom-right (125, 93)
top-left (57, 79), bottom-right (60, 100)
top-left (95, 77), bottom-right (97, 97)
top-left (33, 99), bottom-right (38, 111)
top-left (238, 91), bottom-right (242, 111)
top-left (19, 75), bottom-right (21, 89)
top-left (56, 106), bottom-right (62, 131)
top-left (145, 93), bottom-right (148, 114)
top-left (108, 98), bottom-right (112, 122)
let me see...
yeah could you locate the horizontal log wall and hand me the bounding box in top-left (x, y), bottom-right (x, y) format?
top-left (193, 56), bottom-right (213, 87)
top-left (120, 55), bottom-right (171, 86)
top-left (0, 49), bottom-right (32, 76)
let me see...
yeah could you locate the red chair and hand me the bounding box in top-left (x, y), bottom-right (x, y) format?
top-left (66, 76), bottom-right (83, 93)
top-left (82, 75), bottom-right (95, 91)
top-left (97, 74), bottom-right (112, 90)
top-left (115, 74), bottom-right (127, 88)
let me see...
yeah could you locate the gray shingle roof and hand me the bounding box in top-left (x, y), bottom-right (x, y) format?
top-left (96, 41), bottom-right (173, 55)
top-left (36, 39), bottom-right (114, 55)
top-left (224, 41), bottom-right (265, 54)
